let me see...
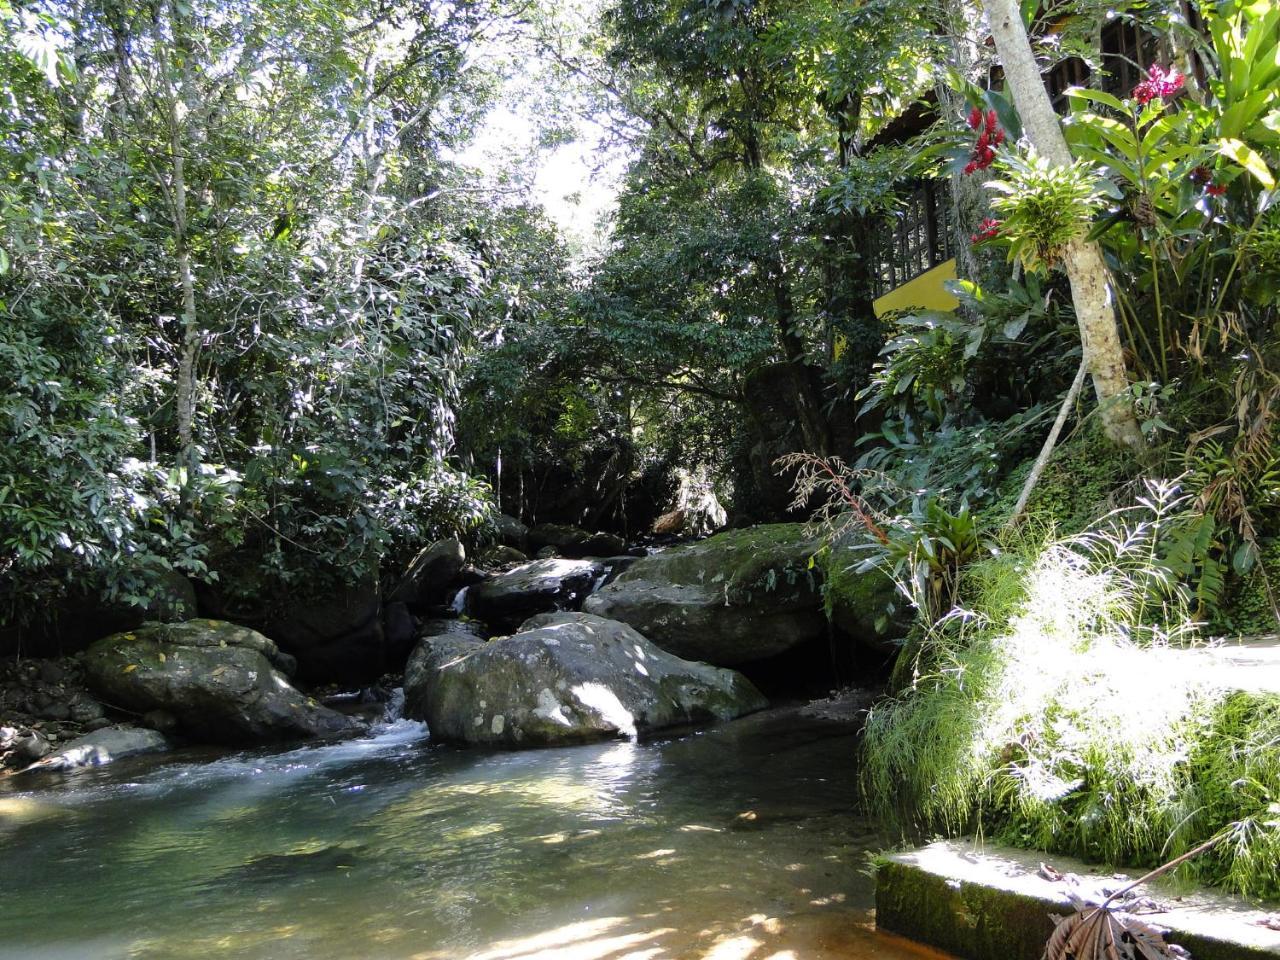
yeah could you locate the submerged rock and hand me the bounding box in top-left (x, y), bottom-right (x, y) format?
top-left (466, 558), bottom-right (606, 632)
top-left (84, 620), bottom-right (359, 746)
top-left (583, 523), bottom-right (826, 666)
top-left (402, 611), bottom-right (766, 748)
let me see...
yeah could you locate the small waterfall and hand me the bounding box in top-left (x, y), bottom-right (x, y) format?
top-left (450, 586), bottom-right (469, 614)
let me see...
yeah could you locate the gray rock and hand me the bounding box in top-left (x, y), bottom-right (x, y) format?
top-left (389, 538), bottom-right (467, 606)
top-left (528, 524), bottom-right (627, 559)
top-left (30, 725), bottom-right (171, 771)
top-left (494, 514), bottom-right (529, 550)
top-left (266, 580), bottom-right (384, 682)
top-left (403, 611), bottom-right (766, 747)
top-left (68, 696), bottom-right (105, 724)
top-left (583, 523), bottom-right (826, 666)
top-left (535, 546), bottom-right (559, 559)
top-left (402, 620), bottom-right (488, 720)
top-left (37, 702), bottom-right (71, 722)
top-left (3, 728), bottom-right (52, 766)
top-left (84, 620), bottom-right (359, 746)
top-left (466, 558), bottom-right (606, 632)
top-left (480, 545), bottom-right (529, 567)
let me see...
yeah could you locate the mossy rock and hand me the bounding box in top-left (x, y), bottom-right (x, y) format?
top-left (402, 611), bottom-right (766, 747)
top-left (583, 524), bottom-right (827, 666)
top-left (821, 543), bottom-right (912, 654)
top-left (83, 620), bottom-right (357, 746)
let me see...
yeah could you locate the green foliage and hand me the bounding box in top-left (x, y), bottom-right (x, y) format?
top-left (0, 0), bottom-right (522, 624)
top-left (863, 496), bottom-right (1280, 898)
top-left (986, 151), bottom-right (1107, 274)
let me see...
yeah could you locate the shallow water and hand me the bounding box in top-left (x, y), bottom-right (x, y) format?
top-left (0, 708), bottom-right (940, 960)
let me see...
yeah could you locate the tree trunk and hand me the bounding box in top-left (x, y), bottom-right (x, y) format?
top-left (770, 252), bottom-right (832, 456)
top-left (165, 0), bottom-right (200, 480)
top-left (984, 0), bottom-right (1142, 447)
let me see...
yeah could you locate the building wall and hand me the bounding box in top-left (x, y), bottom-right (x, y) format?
top-left (872, 258), bottom-right (959, 317)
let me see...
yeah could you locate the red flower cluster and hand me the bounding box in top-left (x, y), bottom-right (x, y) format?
top-left (1191, 166), bottom-right (1227, 196)
top-left (963, 107), bottom-right (1005, 175)
top-left (970, 217), bottom-right (1002, 244)
top-left (1206, 183), bottom-right (1227, 197)
top-left (1132, 64), bottom-right (1184, 105)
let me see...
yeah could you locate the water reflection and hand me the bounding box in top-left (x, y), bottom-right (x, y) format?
top-left (0, 708), bottom-right (938, 960)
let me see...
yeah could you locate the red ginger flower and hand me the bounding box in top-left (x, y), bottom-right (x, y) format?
top-left (1132, 64), bottom-right (1183, 105)
top-left (1206, 182), bottom-right (1227, 197)
top-left (970, 217), bottom-right (1001, 244)
top-left (963, 108), bottom-right (1005, 175)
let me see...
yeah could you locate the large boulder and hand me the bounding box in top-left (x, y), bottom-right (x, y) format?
top-left (84, 620), bottom-right (358, 746)
top-left (403, 612), bottom-right (766, 747)
top-left (388, 538), bottom-right (466, 607)
top-left (466, 558), bottom-right (605, 632)
top-left (527, 524), bottom-right (626, 559)
top-left (265, 580), bottom-right (384, 682)
top-left (583, 524), bottom-right (826, 666)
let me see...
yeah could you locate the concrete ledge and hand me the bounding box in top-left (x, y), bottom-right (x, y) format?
top-left (876, 840), bottom-right (1280, 960)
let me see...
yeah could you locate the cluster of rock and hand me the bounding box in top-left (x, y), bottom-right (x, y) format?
top-left (0, 655), bottom-right (111, 771)
top-left (2, 516), bottom-right (906, 768)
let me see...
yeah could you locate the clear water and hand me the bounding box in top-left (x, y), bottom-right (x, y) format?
top-left (0, 708), bottom-right (940, 960)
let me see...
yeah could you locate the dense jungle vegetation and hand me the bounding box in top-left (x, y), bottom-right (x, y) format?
top-left (3, 0), bottom-right (1279, 899)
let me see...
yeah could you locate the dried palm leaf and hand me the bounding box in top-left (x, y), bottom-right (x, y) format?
top-left (1042, 833), bottom-right (1229, 960)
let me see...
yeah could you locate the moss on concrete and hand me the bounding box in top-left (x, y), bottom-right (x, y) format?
top-left (877, 842), bottom-right (1280, 960)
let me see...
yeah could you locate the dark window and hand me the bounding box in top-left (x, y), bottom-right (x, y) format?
top-left (873, 180), bottom-right (954, 299)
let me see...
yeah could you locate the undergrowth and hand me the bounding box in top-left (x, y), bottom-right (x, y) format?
top-left (862, 486), bottom-right (1280, 900)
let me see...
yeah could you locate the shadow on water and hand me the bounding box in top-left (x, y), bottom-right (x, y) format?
top-left (0, 707), bottom-right (946, 960)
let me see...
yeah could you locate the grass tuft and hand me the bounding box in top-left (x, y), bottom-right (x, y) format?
top-left (863, 488), bottom-right (1280, 900)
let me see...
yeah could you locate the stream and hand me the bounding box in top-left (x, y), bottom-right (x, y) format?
top-left (0, 707), bottom-right (938, 960)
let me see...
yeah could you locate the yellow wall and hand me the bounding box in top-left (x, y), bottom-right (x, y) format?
top-left (872, 258), bottom-right (959, 318)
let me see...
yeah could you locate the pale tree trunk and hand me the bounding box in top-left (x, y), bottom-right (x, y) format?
top-left (984, 0), bottom-right (1143, 447)
top-left (163, 0), bottom-right (201, 481)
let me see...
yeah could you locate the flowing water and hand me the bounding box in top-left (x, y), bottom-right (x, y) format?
top-left (0, 707), bottom-right (939, 960)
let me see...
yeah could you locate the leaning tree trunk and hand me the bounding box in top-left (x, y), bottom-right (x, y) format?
top-left (984, 0), bottom-right (1143, 447)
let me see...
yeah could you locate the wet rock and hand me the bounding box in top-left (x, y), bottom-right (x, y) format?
top-left (388, 538), bottom-right (467, 607)
top-left (83, 620), bottom-right (359, 746)
top-left (466, 558), bottom-right (606, 632)
top-left (527, 524), bottom-right (627, 559)
top-left (403, 611), bottom-right (766, 748)
top-left (535, 546), bottom-right (559, 560)
top-left (401, 620), bottom-right (487, 720)
top-left (2, 727), bottom-right (52, 767)
top-left (583, 523), bottom-right (827, 667)
top-left (28, 725), bottom-right (171, 771)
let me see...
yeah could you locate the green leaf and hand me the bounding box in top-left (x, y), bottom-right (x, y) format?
top-left (1217, 137), bottom-right (1275, 187)
top-left (1064, 87), bottom-right (1126, 113)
